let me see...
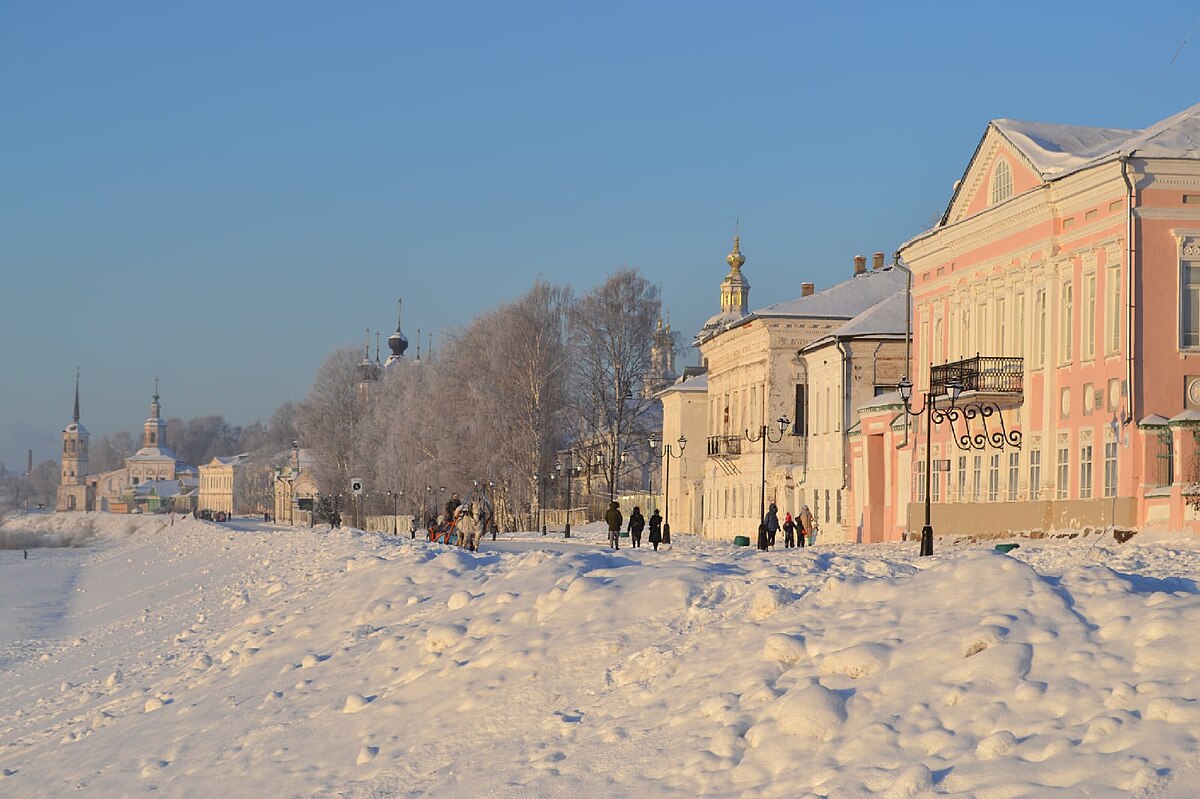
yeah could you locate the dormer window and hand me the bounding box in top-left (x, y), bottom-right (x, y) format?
top-left (990, 160), bottom-right (1013, 205)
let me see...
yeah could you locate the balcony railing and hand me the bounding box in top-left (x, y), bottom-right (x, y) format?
top-left (930, 356), bottom-right (1023, 397)
top-left (706, 435), bottom-right (742, 457)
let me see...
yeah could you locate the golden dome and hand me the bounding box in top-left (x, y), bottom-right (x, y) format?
top-left (726, 235), bottom-right (745, 270)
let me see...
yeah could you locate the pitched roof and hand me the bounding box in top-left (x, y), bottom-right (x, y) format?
top-left (994, 102), bottom-right (1200, 179)
top-left (751, 267), bottom-right (907, 320)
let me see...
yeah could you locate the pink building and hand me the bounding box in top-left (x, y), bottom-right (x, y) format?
top-left (855, 102), bottom-right (1200, 541)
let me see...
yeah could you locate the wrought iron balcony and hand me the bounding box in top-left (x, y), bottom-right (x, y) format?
top-left (930, 356), bottom-right (1023, 400)
top-left (706, 435), bottom-right (743, 457)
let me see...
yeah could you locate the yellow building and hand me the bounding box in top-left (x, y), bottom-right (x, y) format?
top-left (668, 239), bottom-right (907, 542)
top-left (198, 454), bottom-right (250, 516)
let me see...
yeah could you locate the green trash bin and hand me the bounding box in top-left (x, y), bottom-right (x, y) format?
top-left (733, 535), bottom-right (751, 547)
top-left (994, 543), bottom-right (1020, 554)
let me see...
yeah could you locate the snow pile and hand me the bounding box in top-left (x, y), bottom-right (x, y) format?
top-left (2, 516), bottom-right (1200, 797)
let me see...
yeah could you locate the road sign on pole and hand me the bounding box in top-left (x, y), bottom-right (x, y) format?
top-left (351, 479), bottom-right (363, 495)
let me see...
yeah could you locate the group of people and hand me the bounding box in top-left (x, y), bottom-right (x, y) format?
top-left (605, 501), bottom-right (668, 551)
top-left (757, 502), bottom-right (816, 551)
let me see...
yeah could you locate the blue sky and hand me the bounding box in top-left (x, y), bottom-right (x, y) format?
top-left (2, 1), bottom-right (1198, 468)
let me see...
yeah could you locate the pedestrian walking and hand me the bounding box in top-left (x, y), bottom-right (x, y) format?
top-left (764, 503), bottom-right (780, 548)
top-left (799, 504), bottom-right (814, 547)
top-left (628, 506), bottom-right (645, 548)
top-left (783, 513), bottom-right (796, 548)
top-left (605, 501), bottom-right (623, 550)
top-left (648, 509), bottom-right (663, 551)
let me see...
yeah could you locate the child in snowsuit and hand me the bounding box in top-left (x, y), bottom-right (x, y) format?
top-left (783, 513), bottom-right (796, 548)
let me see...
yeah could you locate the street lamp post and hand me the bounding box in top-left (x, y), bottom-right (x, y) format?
top-left (898, 376), bottom-right (963, 557)
top-left (651, 435), bottom-right (687, 539)
top-left (745, 416), bottom-right (791, 529)
top-left (555, 458), bottom-right (580, 537)
top-left (426, 484), bottom-right (433, 528)
top-left (488, 480), bottom-right (496, 540)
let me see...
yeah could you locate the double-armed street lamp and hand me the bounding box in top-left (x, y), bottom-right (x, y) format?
top-left (650, 435), bottom-right (687, 539)
top-left (745, 416), bottom-right (791, 528)
top-left (898, 376), bottom-right (962, 557)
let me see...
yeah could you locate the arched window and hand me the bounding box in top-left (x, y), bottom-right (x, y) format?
top-left (991, 160), bottom-right (1013, 205)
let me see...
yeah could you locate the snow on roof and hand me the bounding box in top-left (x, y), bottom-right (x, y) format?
top-left (803, 291), bottom-right (909, 352)
top-left (657, 372), bottom-right (708, 396)
top-left (128, 446), bottom-right (180, 461)
top-left (996, 101), bottom-right (1200, 179)
top-left (753, 267), bottom-right (907, 320)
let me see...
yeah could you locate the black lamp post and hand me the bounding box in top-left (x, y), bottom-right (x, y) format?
top-left (651, 435), bottom-right (687, 539)
top-left (745, 416), bottom-right (791, 529)
top-left (488, 480), bottom-right (496, 540)
top-left (555, 458), bottom-right (580, 537)
top-left (426, 484), bottom-right (433, 527)
top-left (898, 376), bottom-right (962, 557)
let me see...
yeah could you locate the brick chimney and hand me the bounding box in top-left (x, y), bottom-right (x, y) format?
top-left (801, 282), bottom-right (815, 297)
top-left (854, 255), bottom-right (866, 275)
top-left (873, 251), bottom-right (885, 270)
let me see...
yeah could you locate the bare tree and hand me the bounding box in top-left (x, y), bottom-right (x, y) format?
top-left (568, 268), bottom-right (662, 499)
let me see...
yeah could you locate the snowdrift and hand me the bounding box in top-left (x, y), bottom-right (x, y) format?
top-left (2, 515), bottom-right (1200, 797)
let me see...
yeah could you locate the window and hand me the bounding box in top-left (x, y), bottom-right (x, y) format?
top-left (794, 385), bottom-right (808, 436)
top-left (1015, 294), bottom-right (1025, 358)
top-left (997, 297), bottom-right (1006, 357)
top-left (957, 455), bottom-right (967, 502)
top-left (1104, 441), bottom-right (1118, 497)
top-left (916, 460), bottom-right (926, 502)
top-left (1080, 445), bottom-right (1093, 500)
top-left (836, 490), bottom-right (842, 524)
top-left (931, 460), bottom-right (940, 503)
top-left (825, 490), bottom-right (831, 524)
top-left (1106, 263), bottom-right (1121, 355)
top-left (972, 455), bottom-right (982, 502)
top-left (1060, 280), bottom-right (1074, 363)
top-left (1057, 447), bottom-right (1070, 500)
top-left (1008, 452), bottom-right (1019, 501)
top-left (1083, 274), bottom-right (1096, 360)
top-left (988, 455), bottom-right (1000, 502)
top-left (1182, 244), bottom-right (1200, 348)
top-left (934, 315), bottom-right (943, 365)
top-left (991, 160), bottom-right (1013, 204)
top-left (976, 302), bottom-right (987, 355)
top-left (1029, 450), bottom-right (1041, 500)
top-left (1035, 289), bottom-right (1047, 368)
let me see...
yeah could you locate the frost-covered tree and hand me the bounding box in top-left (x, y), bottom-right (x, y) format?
top-left (295, 346), bottom-right (364, 496)
top-left (568, 268), bottom-right (661, 500)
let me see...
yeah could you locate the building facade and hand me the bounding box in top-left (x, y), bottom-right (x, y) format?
top-left (666, 238), bottom-right (908, 542)
top-left (56, 373), bottom-right (94, 512)
top-left (857, 102), bottom-right (1200, 540)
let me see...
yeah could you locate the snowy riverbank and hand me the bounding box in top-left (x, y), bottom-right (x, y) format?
top-left (2, 513), bottom-right (1200, 797)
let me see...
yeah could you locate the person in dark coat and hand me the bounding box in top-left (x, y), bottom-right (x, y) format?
top-left (604, 501), bottom-right (623, 550)
top-left (648, 509), bottom-right (663, 551)
top-left (783, 512), bottom-right (796, 548)
top-left (444, 492), bottom-right (461, 521)
top-left (756, 522), bottom-right (769, 551)
top-left (627, 506), bottom-right (645, 548)
top-left (764, 503), bottom-right (780, 548)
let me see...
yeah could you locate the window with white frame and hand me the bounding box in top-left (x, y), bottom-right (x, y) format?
top-left (997, 297), bottom-right (1006, 357)
top-left (916, 459), bottom-right (927, 502)
top-left (931, 456), bottom-right (940, 503)
top-left (991, 159), bottom-right (1013, 205)
top-left (1057, 446), bottom-right (1070, 500)
top-left (988, 454), bottom-right (1000, 502)
top-left (1103, 440), bottom-right (1118, 497)
top-left (1181, 237), bottom-right (1200, 349)
top-left (1106, 263), bottom-right (1121, 355)
top-left (1015, 293), bottom-right (1025, 358)
top-left (1035, 289), bottom-right (1047, 368)
top-left (1080, 444), bottom-right (1093, 500)
top-left (976, 302), bottom-right (987, 355)
top-left (1029, 449), bottom-right (1041, 500)
top-left (972, 455), bottom-right (982, 502)
top-left (1083, 273), bottom-right (1097, 361)
top-left (1060, 280), bottom-right (1074, 364)
top-left (1008, 451), bottom-right (1019, 501)
top-left (957, 455), bottom-right (967, 502)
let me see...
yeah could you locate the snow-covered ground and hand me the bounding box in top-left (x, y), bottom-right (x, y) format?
top-left (2, 513), bottom-right (1200, 798)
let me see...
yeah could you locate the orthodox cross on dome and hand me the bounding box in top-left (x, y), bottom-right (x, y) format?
top-left (386, 298), bottom-right (409, 363)
top-left (73, 367), bottom-right (81, 423)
